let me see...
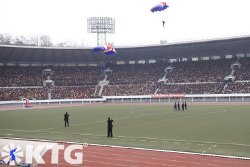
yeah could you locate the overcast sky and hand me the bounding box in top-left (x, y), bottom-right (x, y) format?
top-left (1, 0), bottom-right (250, 47)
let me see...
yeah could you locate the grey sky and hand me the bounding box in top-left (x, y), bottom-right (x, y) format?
top-left (1, 0), bottom-right (250, 46)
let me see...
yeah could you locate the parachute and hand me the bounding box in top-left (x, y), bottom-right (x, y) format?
top-left (151, 2), bottom-right (169, 28)
top-left (151, 2), bottom-right (169, 13)
top-left (92, 46), bottom-right (106, 52)
top-left (92, 44), bottom-right (116, 56)
top-left (93, 44), bottom-right (116, 74)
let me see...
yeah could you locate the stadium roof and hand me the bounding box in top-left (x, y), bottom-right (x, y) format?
top-left (0, 36), bottom-right (250, 65)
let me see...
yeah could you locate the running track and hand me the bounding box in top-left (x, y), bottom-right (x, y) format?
top-left (39, 144), bottom-right (250, 167)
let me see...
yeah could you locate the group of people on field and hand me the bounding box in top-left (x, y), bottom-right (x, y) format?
top-left (174, 101), bottom-right (187, 111)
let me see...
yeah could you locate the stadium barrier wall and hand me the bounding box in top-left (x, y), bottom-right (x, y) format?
top-left (1, 94), bottom-right (250, 106)
top-left (103, 94), bottom-right (250, 103)
top-left (0, 98), bottom-right (107, 107)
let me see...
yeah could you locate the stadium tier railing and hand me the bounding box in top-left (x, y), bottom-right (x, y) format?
top-left (1, 94), bottom-right (250, 106)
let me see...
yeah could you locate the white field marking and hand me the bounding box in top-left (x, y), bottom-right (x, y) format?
top-left (0, 128), bottom-right (64, 134)
top-left (108, 135), bottom-right (250, 147)
top-left (174, 109), bottom-right (231, 116)
top-left (1, 128), bottom-right (250, 148)
top-left (16, 109), bottom-right (228, 132)
top-left (89, 143), bottom-right (250, 161)
top-left (198, 110), bottom-right (231, 115)
top-left (203, 144), bottom-right (217, 154)
top-left (0, 108), bottom-right (224, 132)
top-left (36, 127), bottom-right (58, 131)
top-left (0, 105), bottom-right (246, 146)
top-left (1, 136), bottom-right (250, 161)
top-left (38, 119), bottom-right (106, 131)
top-left (5, 134), bottom-right (13, 136)
top-left (36, 109), bottom-right (165, 131)
top-left (115, 109), bottom-right (234, 130)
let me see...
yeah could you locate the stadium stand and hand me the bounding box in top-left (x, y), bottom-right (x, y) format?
top-left (1, 57), bottom-right (250, 100)
top-left (0, 88), bottom-right (47, 101)
top-left (0, 66), bottom-right (44, 86)
top-left (234, 57), bottom-right (250, 81)
top-left (1, 37), bottom-right (250, 100)
top-left (52, 66), bottom-right (101, 86)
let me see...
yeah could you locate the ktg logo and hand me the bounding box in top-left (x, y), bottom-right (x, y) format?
top-left (1, 143), bottom-right (85, 165)
top-left (1, 143), bottom-right (23, 165)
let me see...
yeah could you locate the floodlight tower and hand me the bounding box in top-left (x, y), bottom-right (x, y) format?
top-left (87, 17), bottom-right (115, 45)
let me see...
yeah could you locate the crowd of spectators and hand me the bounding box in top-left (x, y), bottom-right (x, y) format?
top-left (103, 84), bottom-right (157, 96)
top-left (107, 63), bottom-right (166, 85)
top-left (0, 86), bottom-right (96, 101)
top-left (1, 57), bottom-right (250, 100)
top-left (0, 66), bottom-right (102, 87)
top-left (156, 83), bottom-right (224, 94)
top-left (52, 67), bottom-right (101, 86)
top-left (234, 57), bottom-right (250, 81)
top-left (167, 59), bottom-right (233, 83)
top-left (51, 86), bottom-right (96, 99)
top-left (0, 66), bottom-right (44, 86)
top-left (224, 82), bottom-right (250, 94)
top-left (102, 59), bottom-right (233, 96)
top-left (0, 88), bottom-right (47, 101)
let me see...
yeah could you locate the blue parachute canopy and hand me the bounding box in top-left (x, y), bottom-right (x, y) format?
top-left (93, 45), bottom-right (116, 56)
top-left (151, 2), bottom-right (169, 12)
top-left (92, 46), bottom-right (106, 52)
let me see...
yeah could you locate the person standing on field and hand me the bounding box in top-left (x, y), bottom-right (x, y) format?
top-left (107, 117), bottom-right (114, 138)
top-left (182, 102), bottom-right (185, 111)
top-left (184, 101), bottom-right (187, 110)
top-left (174, 102), bottom-right (177, 111)
top-left (177, 102), bottom-right (180, 111)
top-left (64, 112), bottom-right (69, 127)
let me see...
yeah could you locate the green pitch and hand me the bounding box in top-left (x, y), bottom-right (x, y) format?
top-left (0, 104), bottom-right (250, 158)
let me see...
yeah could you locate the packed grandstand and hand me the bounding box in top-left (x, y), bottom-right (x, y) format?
top-left (0, 36), bottom-right (250, 101)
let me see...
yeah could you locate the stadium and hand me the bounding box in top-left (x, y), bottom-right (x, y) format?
top-left (1, 0), bottom-right (250, 166)
top-left (1, 36), bottom-right (250, 166)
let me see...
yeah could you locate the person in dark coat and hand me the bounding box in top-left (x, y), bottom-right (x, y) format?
top-left (174, 102), bottom-right (177, 111)
top-left (184, 101), bottom-right (187, 110)
top-left (107, 117), bottom-right (114, 138)
top-left (182, 103), bottom-right (185, 111)
top-left (64, 112), bottom-right (69, 127)
top-left (177, 102), bottom-right (180, 111)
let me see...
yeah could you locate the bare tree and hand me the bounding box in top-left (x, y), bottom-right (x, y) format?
top-left (29, 36), bottom-right (39, 46)
top-left (57, 42), bottom-right (65, 47)
top-left (4, 34), bottom-right (12, 44)
top-left (0, 33), bottom-right (12, 44)
top-left (39, 35), bottom-right (52, 47)
top-left (0, 34), bottom-right (4, 44)
top-left (13, 35), bottom-right (27, 45)
top-left (57, 40), bottom-right (76, 47)
top-left (0, 33), bottom-right (82, 47)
